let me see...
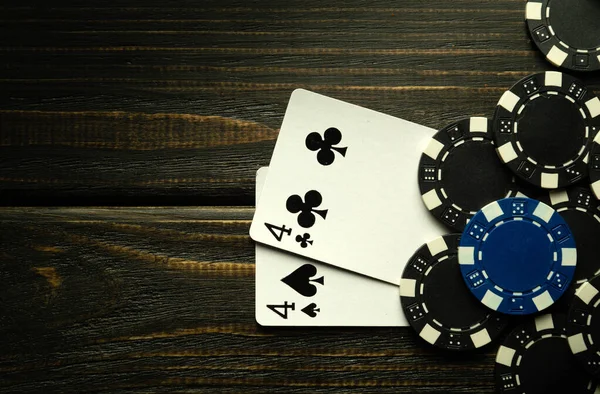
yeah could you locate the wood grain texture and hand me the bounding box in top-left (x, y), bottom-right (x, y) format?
top-left (0, 2), bottom-right (594, 392)
top-left (2, 0), bottom-right (598, 205)
top-left (0, 207), bottom-right (498, 393)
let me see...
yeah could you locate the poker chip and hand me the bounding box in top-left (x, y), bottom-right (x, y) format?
top-left (548, 187), bottom-right (600, 300)
top-left (399, 234), bottom-right (508, 351)
top-left (525, 0), bottom-right (600, 72)
top-left (459, 197), bottom-right (577, 315)
top-left (418, 117), bottom-right (517, 231)
top-left (495, 314), bottom-right (598, 394)
top-left (567, 274), bottom-right (600, 378)
top-left (590, 135), bottom-right (600, 200)
top-left (493, 71), bottom-right (600, 189)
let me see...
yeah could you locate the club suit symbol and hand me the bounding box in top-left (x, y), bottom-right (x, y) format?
top-left (286, 190), bottom-right (328, 228)
top-left (305, 127), bottom-right (347, 166)
top-left (281, 264), bottom-right (324, 297)
top-left (295, 233), bottom-right (313, 248)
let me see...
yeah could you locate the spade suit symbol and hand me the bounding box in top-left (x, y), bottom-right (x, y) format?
top-left (301, 303), bottom-right (320, 318)
top-left (281, 264), bottom-right (324, 297)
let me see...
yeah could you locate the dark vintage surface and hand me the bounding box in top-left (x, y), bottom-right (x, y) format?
top-left (1, 1), bottom-right (598, 392)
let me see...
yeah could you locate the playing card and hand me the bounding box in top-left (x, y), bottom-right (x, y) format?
top-left (255, 167), bottom-right (408, 326)
top-left (250, 89), bottom-right (446, 285)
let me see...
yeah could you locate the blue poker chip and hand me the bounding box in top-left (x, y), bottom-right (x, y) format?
top-left (458, 197), bottom-right (577, 315)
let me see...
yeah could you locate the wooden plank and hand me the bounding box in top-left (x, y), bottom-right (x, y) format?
top-left (2, 0), bottom-right (597, 204)
top-left (0, 207), bottom-right (496, 393)
top-left (0, 111), bottom-right (273, 205)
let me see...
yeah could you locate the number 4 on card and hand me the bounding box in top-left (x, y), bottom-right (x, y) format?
top-left (264, 223), bottom-right (292, 241)
top-left (267, 302), bottom-right (295, 319)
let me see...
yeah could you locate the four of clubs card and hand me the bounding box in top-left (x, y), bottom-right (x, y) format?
top-left (252, 90), bottom-right (447, 326)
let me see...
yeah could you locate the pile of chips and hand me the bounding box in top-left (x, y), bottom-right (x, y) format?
top-left (401, 2), bottom-right (600, 392)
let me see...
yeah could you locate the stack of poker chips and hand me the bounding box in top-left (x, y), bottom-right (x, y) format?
top-left (407, 69), bottom-right (600, 392)
top-left (405, 1), bottom-right (600, 389)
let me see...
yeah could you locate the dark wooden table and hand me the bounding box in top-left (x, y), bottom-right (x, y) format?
top-left (1, 1), bottom-right (599, 392)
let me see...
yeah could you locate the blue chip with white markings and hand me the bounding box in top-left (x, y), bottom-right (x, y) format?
top-left (458, 197), bottom-right (577, 315)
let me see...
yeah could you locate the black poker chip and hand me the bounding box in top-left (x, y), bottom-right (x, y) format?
top-left (418, 117), bottom-right (518, 231)
top-left (589, 135), bottom-right (600, 199)
top-left (399, 233), bottom-right (508, 351)
top-left (495, 313), bottom-right (598, 394)
top-left (493, 71), bottom-right (600, 189)
top-left (548, 186), bottom-right (600, 305)
top-left (567, 274), bottom-right (600, 379)
top-left (525, 0), bottom-right (600, 72)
